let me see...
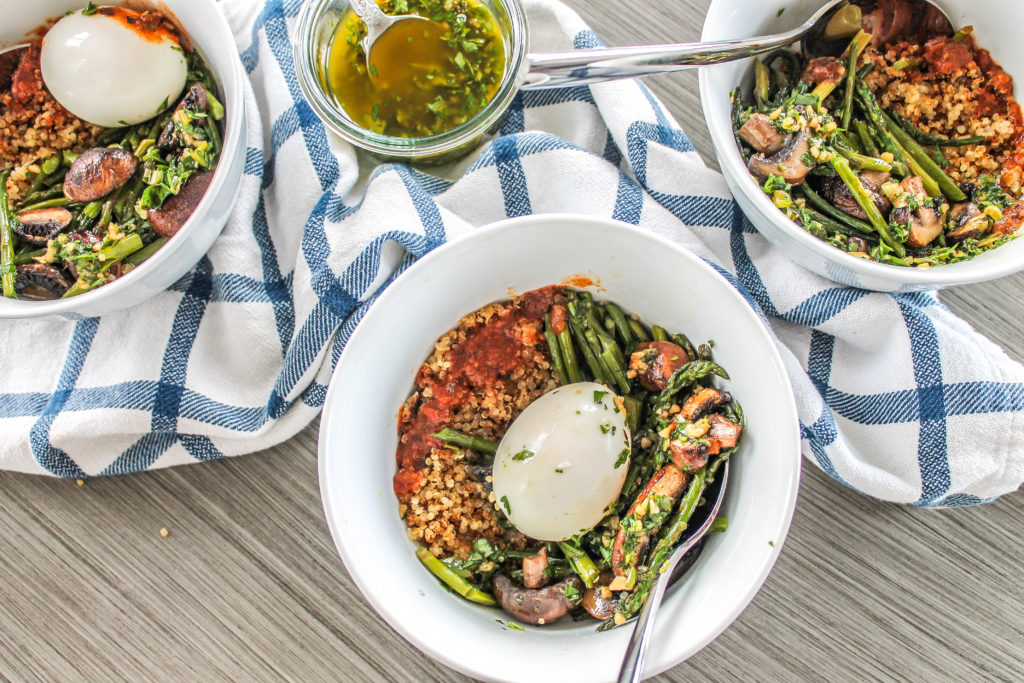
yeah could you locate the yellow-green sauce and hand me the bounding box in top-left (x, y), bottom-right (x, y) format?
top-left (325, 0), bottom-right (506, 138)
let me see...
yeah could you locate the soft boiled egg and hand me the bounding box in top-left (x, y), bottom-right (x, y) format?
top-left (40, 6), bottom-right (187, 128)
top-left (492, 382), bottom-right (631, 542)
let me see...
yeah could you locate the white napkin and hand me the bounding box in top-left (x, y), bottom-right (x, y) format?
top-left (0, 0), bottom-right (1021, 506)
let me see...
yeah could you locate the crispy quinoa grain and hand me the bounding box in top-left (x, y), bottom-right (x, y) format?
top-left (863, 36), bottom-right (1024, 196)
top-left (0, 46), bottom-right (103, 201)
top-left (394, 289), bottom-right (561, 558)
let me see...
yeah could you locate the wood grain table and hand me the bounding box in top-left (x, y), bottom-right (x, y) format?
top-left (2, 1), bottom-right (1022, 680)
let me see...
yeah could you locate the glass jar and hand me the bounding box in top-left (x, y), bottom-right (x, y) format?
top-left (293, 0), bottom-right (528, 164)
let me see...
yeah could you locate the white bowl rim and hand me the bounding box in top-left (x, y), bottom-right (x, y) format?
top-left (698, 0), bottom-right (1024, 289)
top-left (318, 213), bottom-right (802, 681)
top-left (0, 0), bottom-right (246, 318)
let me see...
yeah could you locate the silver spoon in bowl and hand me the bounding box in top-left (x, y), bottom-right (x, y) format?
top-left (616, 461), bottom-right (731, 683)
top-left (520, 0), bottom-right (950, 90)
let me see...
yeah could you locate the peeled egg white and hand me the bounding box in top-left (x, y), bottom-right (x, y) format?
top-left (40, 9), bottom-right (187, 128)
top-left (492, 382), bottom-right (631, 542)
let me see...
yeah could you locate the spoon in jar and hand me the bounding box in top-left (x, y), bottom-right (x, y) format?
top-left (348, 0), bottom-right (432, 70)
top-left (616, 461), bottom-right (731, 683)
top-left (520, 0), bottom-right (951, 90)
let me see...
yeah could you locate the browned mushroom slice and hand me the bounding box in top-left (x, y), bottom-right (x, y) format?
top-left (13, 207), bottom-right (73, 246)
top-left (491, 573), bottom-right (583, 626)
top-left (628, 341), bottom-right (690, 392)
top-left (611, 464), bottom-right (688, 576)
top-left (522, 547), bottom-right (550, 589)
top-left (708, 413), bottom-right (743, 449)
top-left (581, 576), bottom-right (618, 621)
top-left (894, 176), bottom-right (945, 247)
top-left (147, 171), bottom-right (215, 238)
top-left (158, 83), bottom-right (209, 151)
top-left (819, 171), bottom-right (892, 221)
top-left (14, 263), bottom-right (73, 300)
top-left (946, 202), bottom-right (992, 242)
top-left (737, 113), bottom-right (787, 155)
top-left (748, 130), bottom-right (813, 185)
top-left (64, 147), bottom-right (139, 202)
top-left (680, 387), bottom-right (727, 421)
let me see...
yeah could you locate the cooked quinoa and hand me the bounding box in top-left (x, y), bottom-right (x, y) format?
top-left (395, 291), bottom-right (560, 559)
top-left (0, 46), bottom-right (103, 202)
top-left (864, 35), bottom-right (1024, 196)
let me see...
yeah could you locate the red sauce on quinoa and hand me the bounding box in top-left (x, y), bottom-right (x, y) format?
top-left (393, 286), bottom-right (560, 500)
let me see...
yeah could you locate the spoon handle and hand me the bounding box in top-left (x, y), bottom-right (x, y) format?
top-left (520, 0), bottom-right (848, 90)
top-left (616, 532), bottom-right (703, 683)
top-left (349, 0), bottom-right (390, 32)
top-left (521, 32), bottom-right (801, 90)
top-left (616, 462), bottom-right (731, 683)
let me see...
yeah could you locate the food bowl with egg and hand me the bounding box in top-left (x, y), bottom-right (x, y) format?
top-left (318, 214), bottom-right (802, 681)
top-left (293, 0), bottom-right (527, 163)
top-left (699, 0), bottom-right (1024, 292)
top-left (0, 0), bottom-right (244, 318)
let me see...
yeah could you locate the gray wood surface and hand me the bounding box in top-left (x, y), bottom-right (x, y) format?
top-left (1, 1), bottom-right (1022, 681)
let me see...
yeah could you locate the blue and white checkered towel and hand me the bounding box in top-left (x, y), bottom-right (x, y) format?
top-left (1, 0), bottom-right (1022, 507)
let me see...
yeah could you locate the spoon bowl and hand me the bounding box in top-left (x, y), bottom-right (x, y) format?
top-left (522, 0), bottom-right (951, 89)
top-left (348, 0), bottom-right (432, 68)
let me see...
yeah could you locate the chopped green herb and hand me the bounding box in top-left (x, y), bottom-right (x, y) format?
top-left (511, 449), bottom-right (535, 462)
top-left (500, 495), bottom-right (511, 514)
top-left (508, 621), bottom-right (525, 631)
top-left (614, 447), bottom-right (630, 468)
top-left (594, 390), bottom-right (608, 404)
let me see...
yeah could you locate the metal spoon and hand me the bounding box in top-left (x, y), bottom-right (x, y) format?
top-left (521, 0), bottom-right (950, 90)
top-left (348, 0), bottom-right (431, 68)
top-left (616, 461), bottom-right (731, 683)
top-left (0, 43), bottom-right (29, 58)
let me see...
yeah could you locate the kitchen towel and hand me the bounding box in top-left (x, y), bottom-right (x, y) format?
top-left (1, 0), bottom-right (1022, 506)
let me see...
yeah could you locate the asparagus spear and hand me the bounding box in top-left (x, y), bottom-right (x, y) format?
top-left (125, 236), bottom-right (168, 267)
top-left (0, 171), bottom-right (19, 298)
top-left (416, 547), bottom-right (497, 606)
top-left (799, 183), bottom-right (876, 235)
top-left (603, 303), bottom-right (637, 351)
top-left (557, 541), bottom-right (599, 588)
top-left (841, 31), bottom-right (872, 130)
top-left (431, 428), bottom-right (497, 455)
top-left (613, 468), bottom-right (708, 621)
top-left (654, 360), bottom-right (729, 410)
top-left (829, 155), bottom-right (905, 256)
top-left (882, 111), bottom-right (967, 201)
top-left (544, 313), bottom-right (570, 385)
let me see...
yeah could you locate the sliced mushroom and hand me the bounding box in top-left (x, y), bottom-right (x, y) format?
top-left (629, 341), bottom-right (690, 392)
top-left (801, 56), bottom-right (846, 88)
top-left (581, 574), bottom-right (618, 621)
top-left (708, 413), bottom-right (743, 449)
top-left (522, 547), bottom-right (550, 589)
top-left (946, 202), bottom-right (992, 242)
top-left (862, 0), bottom-right (952, 47)
top-left (737, 113), bottom-right (787, 155)
top-left (158, 83), bottom-right (210, 151)
top-left (748, 130), bottom-right (813, 185)
top-left (13, 207), bottom-right (73, 246)
top-left (14, 263), bottom-right (73, 300)
top-left (64, 147), bottom-right (139, 202)
top-left (819, 171), bottom-right (892, 221)
top-left (147, 171), bottom-right (214, 238)
top-left (895, 176), bottom-right (945, 247)
top-left (611, 464), bottom-right (688, 576)
top-left (680, 387), bottom-right (728, 421)
top-left (492, 573), bottom-right (583, 626)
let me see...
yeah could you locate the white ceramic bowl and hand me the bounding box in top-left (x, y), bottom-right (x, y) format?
top-left (319, 214), bottom-right (802, 682)
top-left (0, 0), bottom-right (245, 318)
top-left (700, 0), bottom-right (1024, 292)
